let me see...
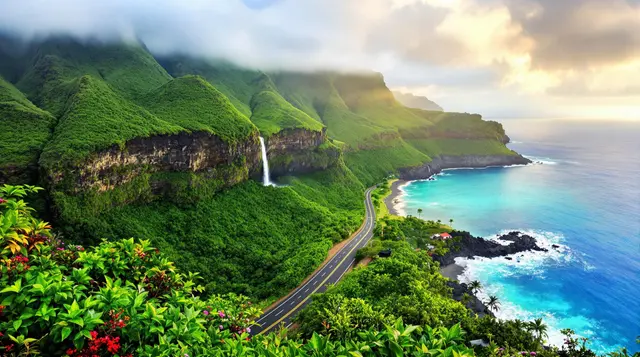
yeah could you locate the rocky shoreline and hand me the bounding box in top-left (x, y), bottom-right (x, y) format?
top-left (435, 231), bottom-right (548, 316)
top-left (398, 154), bottom-right (531, 181)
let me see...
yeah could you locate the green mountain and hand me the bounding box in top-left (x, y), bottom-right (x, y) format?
top-left (0, 37), bottom-right (527, 301)
top-left (0, 75), bottom-right (55, 183)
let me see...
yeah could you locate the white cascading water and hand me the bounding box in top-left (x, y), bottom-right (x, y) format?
top-left (259, 137), bottom-right (273, 186)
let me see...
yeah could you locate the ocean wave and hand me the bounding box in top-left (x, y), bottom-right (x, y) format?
top-left (454, 230), bottom-right (619, 353)
top-left (524, 155), bottom-right (558, 165)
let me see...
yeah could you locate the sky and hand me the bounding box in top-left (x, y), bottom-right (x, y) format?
top-left (1, 0), bottom-right (639, 119)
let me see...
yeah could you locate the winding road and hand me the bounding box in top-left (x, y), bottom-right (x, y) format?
top-left (252, 187), bottom-right (377, 335)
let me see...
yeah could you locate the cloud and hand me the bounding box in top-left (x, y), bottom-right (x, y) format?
top-left (0, 0), bottom-right (638, 118)
top-left (508, 0), bottom-right (640, 71)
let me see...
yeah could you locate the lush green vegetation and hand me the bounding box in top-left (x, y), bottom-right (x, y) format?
top-left (0, 77), bottom-right (55, 183)
top-left (250, 90), bottom-right (325, 136)
top-left (137, 75), bottom-right (257, 143)
top-left (295, 240), bottom-right (468, 337)
top-left (39, 75), bottom-right (182, 168)
top-left (372, 216), bottom-right (453, 253)
top-left (406, 138), bottom-right (517, 157)
top-left (0, 184), bottom-right (481, 357)
top-left (13, 38), bottom-right (172, 116)
top-left (53, 175), bottom-right (362, 301)
top-left (1, 37), bottom-right (528, 325)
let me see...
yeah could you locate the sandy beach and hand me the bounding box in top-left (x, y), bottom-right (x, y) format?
top-left (440, 263), bottom-right (465, 281)
top-left (384, 179), bottom-right (407, 216)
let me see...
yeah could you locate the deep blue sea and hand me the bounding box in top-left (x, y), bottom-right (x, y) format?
top-left (398, 120), bottom-right (640, 353)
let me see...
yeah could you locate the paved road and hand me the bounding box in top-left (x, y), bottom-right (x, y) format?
top-left (251, 187), bottom-right (377, 335)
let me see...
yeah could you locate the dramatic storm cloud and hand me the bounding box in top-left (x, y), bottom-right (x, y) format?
top-left (1, 0), bottom-right (638, 119)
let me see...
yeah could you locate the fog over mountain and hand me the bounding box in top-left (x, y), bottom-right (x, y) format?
top-left (1, 0), bottom-right (638, 119)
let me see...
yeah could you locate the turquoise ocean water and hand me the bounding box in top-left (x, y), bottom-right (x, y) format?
top-left (398, 120), bottom-right (640, 353)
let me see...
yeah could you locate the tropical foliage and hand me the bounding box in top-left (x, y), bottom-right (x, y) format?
top-left (296, 240), bottom-right (468, 337)
top-left (0, 185), bottom-right (481, 357)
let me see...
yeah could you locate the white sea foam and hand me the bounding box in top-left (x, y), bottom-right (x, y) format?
top-left (453, 230), bottom-right (601, 349)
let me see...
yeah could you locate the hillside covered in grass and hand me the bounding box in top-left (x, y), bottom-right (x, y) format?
top-left (0, 76), bottom-right (55, 183)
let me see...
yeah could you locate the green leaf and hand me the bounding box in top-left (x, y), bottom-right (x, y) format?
top-left (61, 327), bottom-right (72, 341)
top-left (13, 319), bottom-right (22, 330)
top-left (389, 341), bottom-right (403, 357)
top-left (1, 279), bottom-right (21, 293)
top-left (70, 317), bottom-right (84, 327)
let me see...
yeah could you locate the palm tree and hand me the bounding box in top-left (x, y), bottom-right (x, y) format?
top-left (417, 208), bottom-right (423, 218)
top-left (437, 219), bottom-right (442, 224)
top-left (528, 318), bottom-right (549, 344)
top-left (449, 218), bottom-right (454, 226)
top-left (469, 280), bottom-right (482, 294)
top-left (486, 295), bottom-right (501, 312)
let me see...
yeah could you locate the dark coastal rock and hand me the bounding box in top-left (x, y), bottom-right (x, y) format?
top-left (398, 154), bottom-right (531, 181)
top-left (552, 244), bottom-right (560, 249)
top-left (446, 281), bottom-right (493, 317)
top-left (432, 231), bottom-right (547, 267)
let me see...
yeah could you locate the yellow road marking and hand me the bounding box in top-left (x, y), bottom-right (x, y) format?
top-left (258, 190), bottom-right (375, 334)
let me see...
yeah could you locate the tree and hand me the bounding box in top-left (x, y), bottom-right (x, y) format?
top-left (469, 280), bottom-right (482, 294)
top-left (437, 219), bottom-right (442, 224)
top-left (449, 218), bottom-right (454, 226)
top-left (486, 295), bottom-right (501, 312)
top-left (528, 318), bottom-right (549, 344)
top-left (417, 208), bottom-right (423, 218)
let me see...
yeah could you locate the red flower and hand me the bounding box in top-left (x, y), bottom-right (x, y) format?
top-left (90, 330), bottom-right (98, 339)
top-left (66, 348), bottom-right (77, 356)
top-left (6, 344), bottom-right (14, 351)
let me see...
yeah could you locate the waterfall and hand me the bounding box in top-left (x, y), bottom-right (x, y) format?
top-left (259, 137), bottom-right (273, 186)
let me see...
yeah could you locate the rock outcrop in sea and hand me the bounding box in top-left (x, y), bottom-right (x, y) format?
top-left (434, 231), bottom-right (547, 316)
top-left (433, 231), bottom-right (547, 267)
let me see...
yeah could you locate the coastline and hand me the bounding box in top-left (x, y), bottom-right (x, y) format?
top-left (384, 179), bottom-right (408, 216)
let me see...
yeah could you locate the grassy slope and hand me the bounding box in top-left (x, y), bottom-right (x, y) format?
top-left (250, 90), bottom-right (325, 136)
top-left (157, 57), bottom-right (263, 117)
top-left (16, 38), bottom-right (171, 116)
top-left (0, 76), bottom-right (55, 181)
top-left (137, 75), bottom-right (257, 142)
top-left (39, 75), bottom-right (182, 168)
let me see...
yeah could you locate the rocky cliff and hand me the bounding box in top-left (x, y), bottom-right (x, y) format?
top-left (48, 131), bottom-right (263, 193)
top-left (265, 128), bottom-right (340, 177)
top-left (398, 154), bottom-right (530, 180)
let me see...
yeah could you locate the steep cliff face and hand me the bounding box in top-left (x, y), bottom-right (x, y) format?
top-left (265, 128), bottom-right (340, 177)
top-left (48, 131), bottom-right (262, 193)
top-left (398, 154), bottom-right (531, 180)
